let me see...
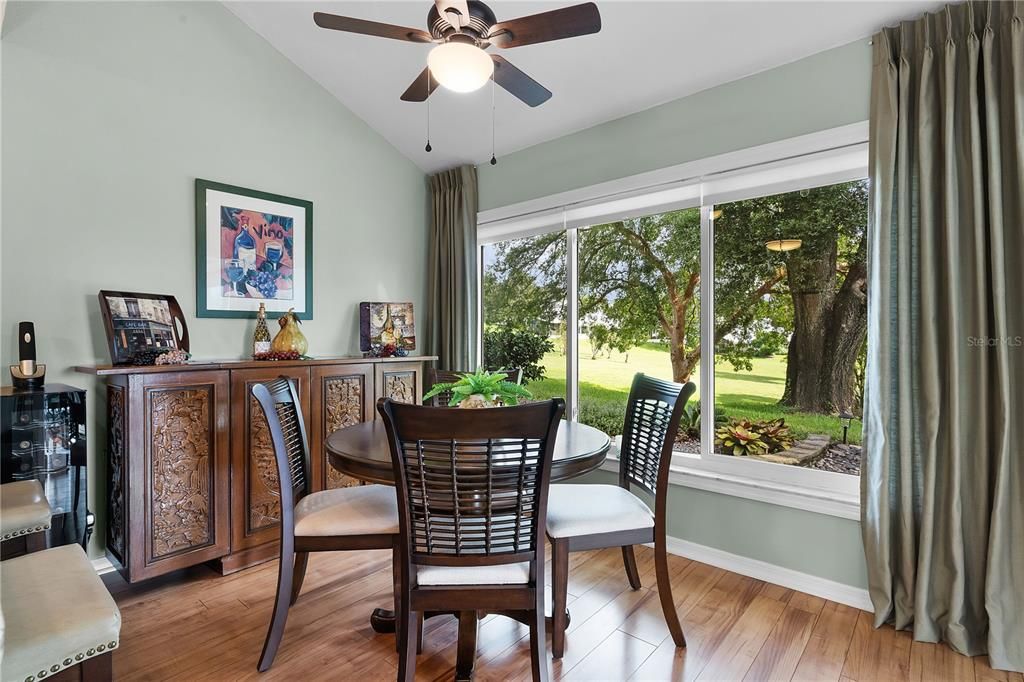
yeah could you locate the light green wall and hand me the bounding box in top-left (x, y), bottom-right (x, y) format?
top-left (479, 41), bottom-right (872, 589)
top-left (579, 469), bottom-right (868, 589)
top-left (479, 40), bottom-right (871, 211)
top-left (1, 1), bottom-right (428, 557)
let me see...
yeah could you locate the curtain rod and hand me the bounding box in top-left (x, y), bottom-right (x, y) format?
top-left (479, 140), bottom-right (868, 227)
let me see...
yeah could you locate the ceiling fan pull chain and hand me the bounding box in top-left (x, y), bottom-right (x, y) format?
top-left (489, 76), bottom-right (497, 165)
top-left (425, 69), bottom-right (433, 153)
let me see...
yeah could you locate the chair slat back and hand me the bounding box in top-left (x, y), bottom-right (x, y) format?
top-left (378, 398), bottom-right (564, 567)
top-left (252, 378), bottom-right (312, 509)
top-left (619, 374), bottom-right (696, 497)
top-left (427, 368), bottom-right (523, 407)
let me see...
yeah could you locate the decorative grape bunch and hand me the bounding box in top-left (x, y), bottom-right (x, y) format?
top-left (254, 350), bottom-right (301, 361)
top-left (252, 270), bottom-right (277, 299)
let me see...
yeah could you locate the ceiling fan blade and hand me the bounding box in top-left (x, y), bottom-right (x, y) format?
top-left (434, 0), bottom-right (471, 28)
top-left (313, 12), bottom-right (433, 43)
top-left (491, 55), bottom-right (552, 107)
top-left (400, 67), bottom-right (441, 102)
top-left (487, 2), bottom-right (601, 48)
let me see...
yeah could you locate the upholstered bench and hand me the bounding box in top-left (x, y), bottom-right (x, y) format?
top-left (1, 481), bottom-right (52, 553)
top-left (0, 544), bottom-right (121, 682)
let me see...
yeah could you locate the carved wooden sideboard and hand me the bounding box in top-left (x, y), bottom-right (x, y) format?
top-left (76, 356), bottom-right (433, 582)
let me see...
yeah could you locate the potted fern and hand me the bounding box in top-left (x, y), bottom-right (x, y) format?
top-left (422, 368), bottom-right (533, 408)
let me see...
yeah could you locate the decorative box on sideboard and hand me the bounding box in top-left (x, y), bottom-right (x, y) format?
top-left (75, 356), bottom-right (433, 583)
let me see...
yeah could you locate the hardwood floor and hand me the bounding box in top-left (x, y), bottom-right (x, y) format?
top-left (104, 546), bottom-right (1018, 681)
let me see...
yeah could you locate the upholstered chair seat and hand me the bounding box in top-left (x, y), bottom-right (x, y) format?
top-left (1, 543), bottom-right (121, 682)
top-left (416, 562), bottom-right (531, 586)
top-left (1, 480), bottom-right (52, 541)
top-left (293, 485), bottom-right (399, 537)
top-left (546, 484), bottom-right (654, 538)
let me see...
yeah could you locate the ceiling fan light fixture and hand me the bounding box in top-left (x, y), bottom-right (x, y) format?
top-left (427, 42), bottom-right (493, 93)
top-left (765, 239), bottom-right (803, 252)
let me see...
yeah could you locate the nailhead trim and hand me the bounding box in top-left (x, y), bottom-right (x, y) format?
top-left (1, 524), bottom-right (51, 540)
top-left (24, 641), bottom-right (119, 681)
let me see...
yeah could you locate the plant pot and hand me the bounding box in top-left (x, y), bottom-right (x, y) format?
top-left (458, 394), bottom-right (499, 409)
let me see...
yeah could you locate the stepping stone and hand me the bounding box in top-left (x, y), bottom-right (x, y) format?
top-left (748, 433), bottom-right (831, 465)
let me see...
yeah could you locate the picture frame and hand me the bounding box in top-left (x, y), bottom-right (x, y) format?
top-left (359, 302), bottom-right (416, 351)
top-left (98, 290), bottom-right (190, 365)
top-left (195, 178), bottom-right (313, 319)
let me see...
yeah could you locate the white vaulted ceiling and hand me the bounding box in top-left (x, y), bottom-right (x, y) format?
top-left (226, 1), bottom-right (940, 173)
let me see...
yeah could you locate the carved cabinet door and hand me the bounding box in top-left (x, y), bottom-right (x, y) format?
top-left (229, 367), bottom-right (310, 553)
top-left (373, 361), bottom-right (424, 419)
top-left (310, 363), bottom-right (374, 490)
top-left (131, 370), bottom-right (230, 581)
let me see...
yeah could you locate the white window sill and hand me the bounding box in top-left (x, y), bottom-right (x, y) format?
top-left (597, 444), bottom-right (861, 521)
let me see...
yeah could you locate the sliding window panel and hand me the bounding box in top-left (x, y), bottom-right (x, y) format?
top-left (711, 179), bottom-right (868, 474)
top-left (481, 232), bottom-right (567, 407)
top-left (576, 207), bottom-right (703, 447)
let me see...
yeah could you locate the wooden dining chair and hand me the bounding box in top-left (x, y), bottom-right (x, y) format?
top-left (426, 368), bottom-right (523, 406)
top-left (252, 378), bottom-right (400, 672)
top-left (378, 397), bottom-right (565, 682)
top-left (546, 373), bottom-right (696, 658)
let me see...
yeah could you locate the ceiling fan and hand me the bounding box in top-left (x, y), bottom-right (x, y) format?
top-left (313, 1), bottom-right (602, 107)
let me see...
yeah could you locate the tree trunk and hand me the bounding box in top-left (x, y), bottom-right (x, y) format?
top-left (668, 321), bottom-right (696, 383)
top-left (816, 259), bottom-right (868, 414)
top-left (780, 241), bottom-right (868, 413)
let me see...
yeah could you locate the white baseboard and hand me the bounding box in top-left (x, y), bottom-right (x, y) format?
top-left (92, 556), bottom-right (117, 575)
top-left (658, 536), bottom-right (873, 612)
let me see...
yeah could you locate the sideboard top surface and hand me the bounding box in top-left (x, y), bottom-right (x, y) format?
top-left (75, 355), bottom-right (437, 376)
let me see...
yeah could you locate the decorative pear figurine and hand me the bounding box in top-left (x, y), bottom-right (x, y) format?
top-left (271, 308), bottom-right (308, 355)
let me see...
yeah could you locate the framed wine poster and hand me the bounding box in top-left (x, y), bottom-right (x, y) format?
top-left (195, 179), bottom-right (313, 319)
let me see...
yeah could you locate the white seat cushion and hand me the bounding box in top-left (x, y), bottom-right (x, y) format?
top-left (1, 480), bottom-right (52, 539)
top-left (416, 561), bottom-right (531, 586)
top-left (1, 543), bottom-right (121, 682)
top-left (545, 484), bottom-right (654, 539)
top-left (293, 484), bottom-right (399, 537)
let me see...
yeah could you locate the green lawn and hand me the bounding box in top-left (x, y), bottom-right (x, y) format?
top-left (525, 338), bottom-right (862, 444)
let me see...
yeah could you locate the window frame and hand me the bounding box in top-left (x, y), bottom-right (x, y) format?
top-left (478, 123), bottom-right (868, 519)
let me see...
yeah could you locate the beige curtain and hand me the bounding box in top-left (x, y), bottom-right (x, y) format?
top-left (864, 1), bottom-right (1023, 672)
top-left (427, 165), bottom-right (479, 370)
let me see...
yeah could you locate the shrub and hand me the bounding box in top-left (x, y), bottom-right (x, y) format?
top-left (715, 418), bottom-right (794, 456)
top-left (578, 399), bottom-right (626, 437)
top-left (750, 330), bottom-right (787, 357)
top-left (679, 401), bottom-right (727, 440)
top-left (756, 418), bottom-right (795, 452)
top-left (483, 327), bottom-right (554, 384)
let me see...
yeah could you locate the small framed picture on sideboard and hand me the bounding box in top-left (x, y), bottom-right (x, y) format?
top-left (98, 290), bottom-right (190, 365)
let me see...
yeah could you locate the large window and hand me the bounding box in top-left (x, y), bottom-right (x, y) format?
top-left (712, 180), bottom-right (867, 475)
top-left (577, 208), bottom-right (702, 452)
top-left (479, 128), bottom-right (868, 512)
top-left (481, 232), bottom-right (567, 403)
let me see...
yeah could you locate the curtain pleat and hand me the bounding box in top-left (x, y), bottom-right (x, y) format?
top-left (427, 165), bottom-right (479, 370)
top-left (864, 1), bottom-right (1023, 672)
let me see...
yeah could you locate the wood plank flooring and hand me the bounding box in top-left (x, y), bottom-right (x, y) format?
top-left (104, 546), bottom-right (1018, 681)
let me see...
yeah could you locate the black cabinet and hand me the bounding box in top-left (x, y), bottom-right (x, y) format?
top-left (1, 384), bottom-right (91, 549)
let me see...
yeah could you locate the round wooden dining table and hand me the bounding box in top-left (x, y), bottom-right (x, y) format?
top-left (324, 418), bottom-right (611, 638)
top-left (326, 419), bottom-right (611, 487)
